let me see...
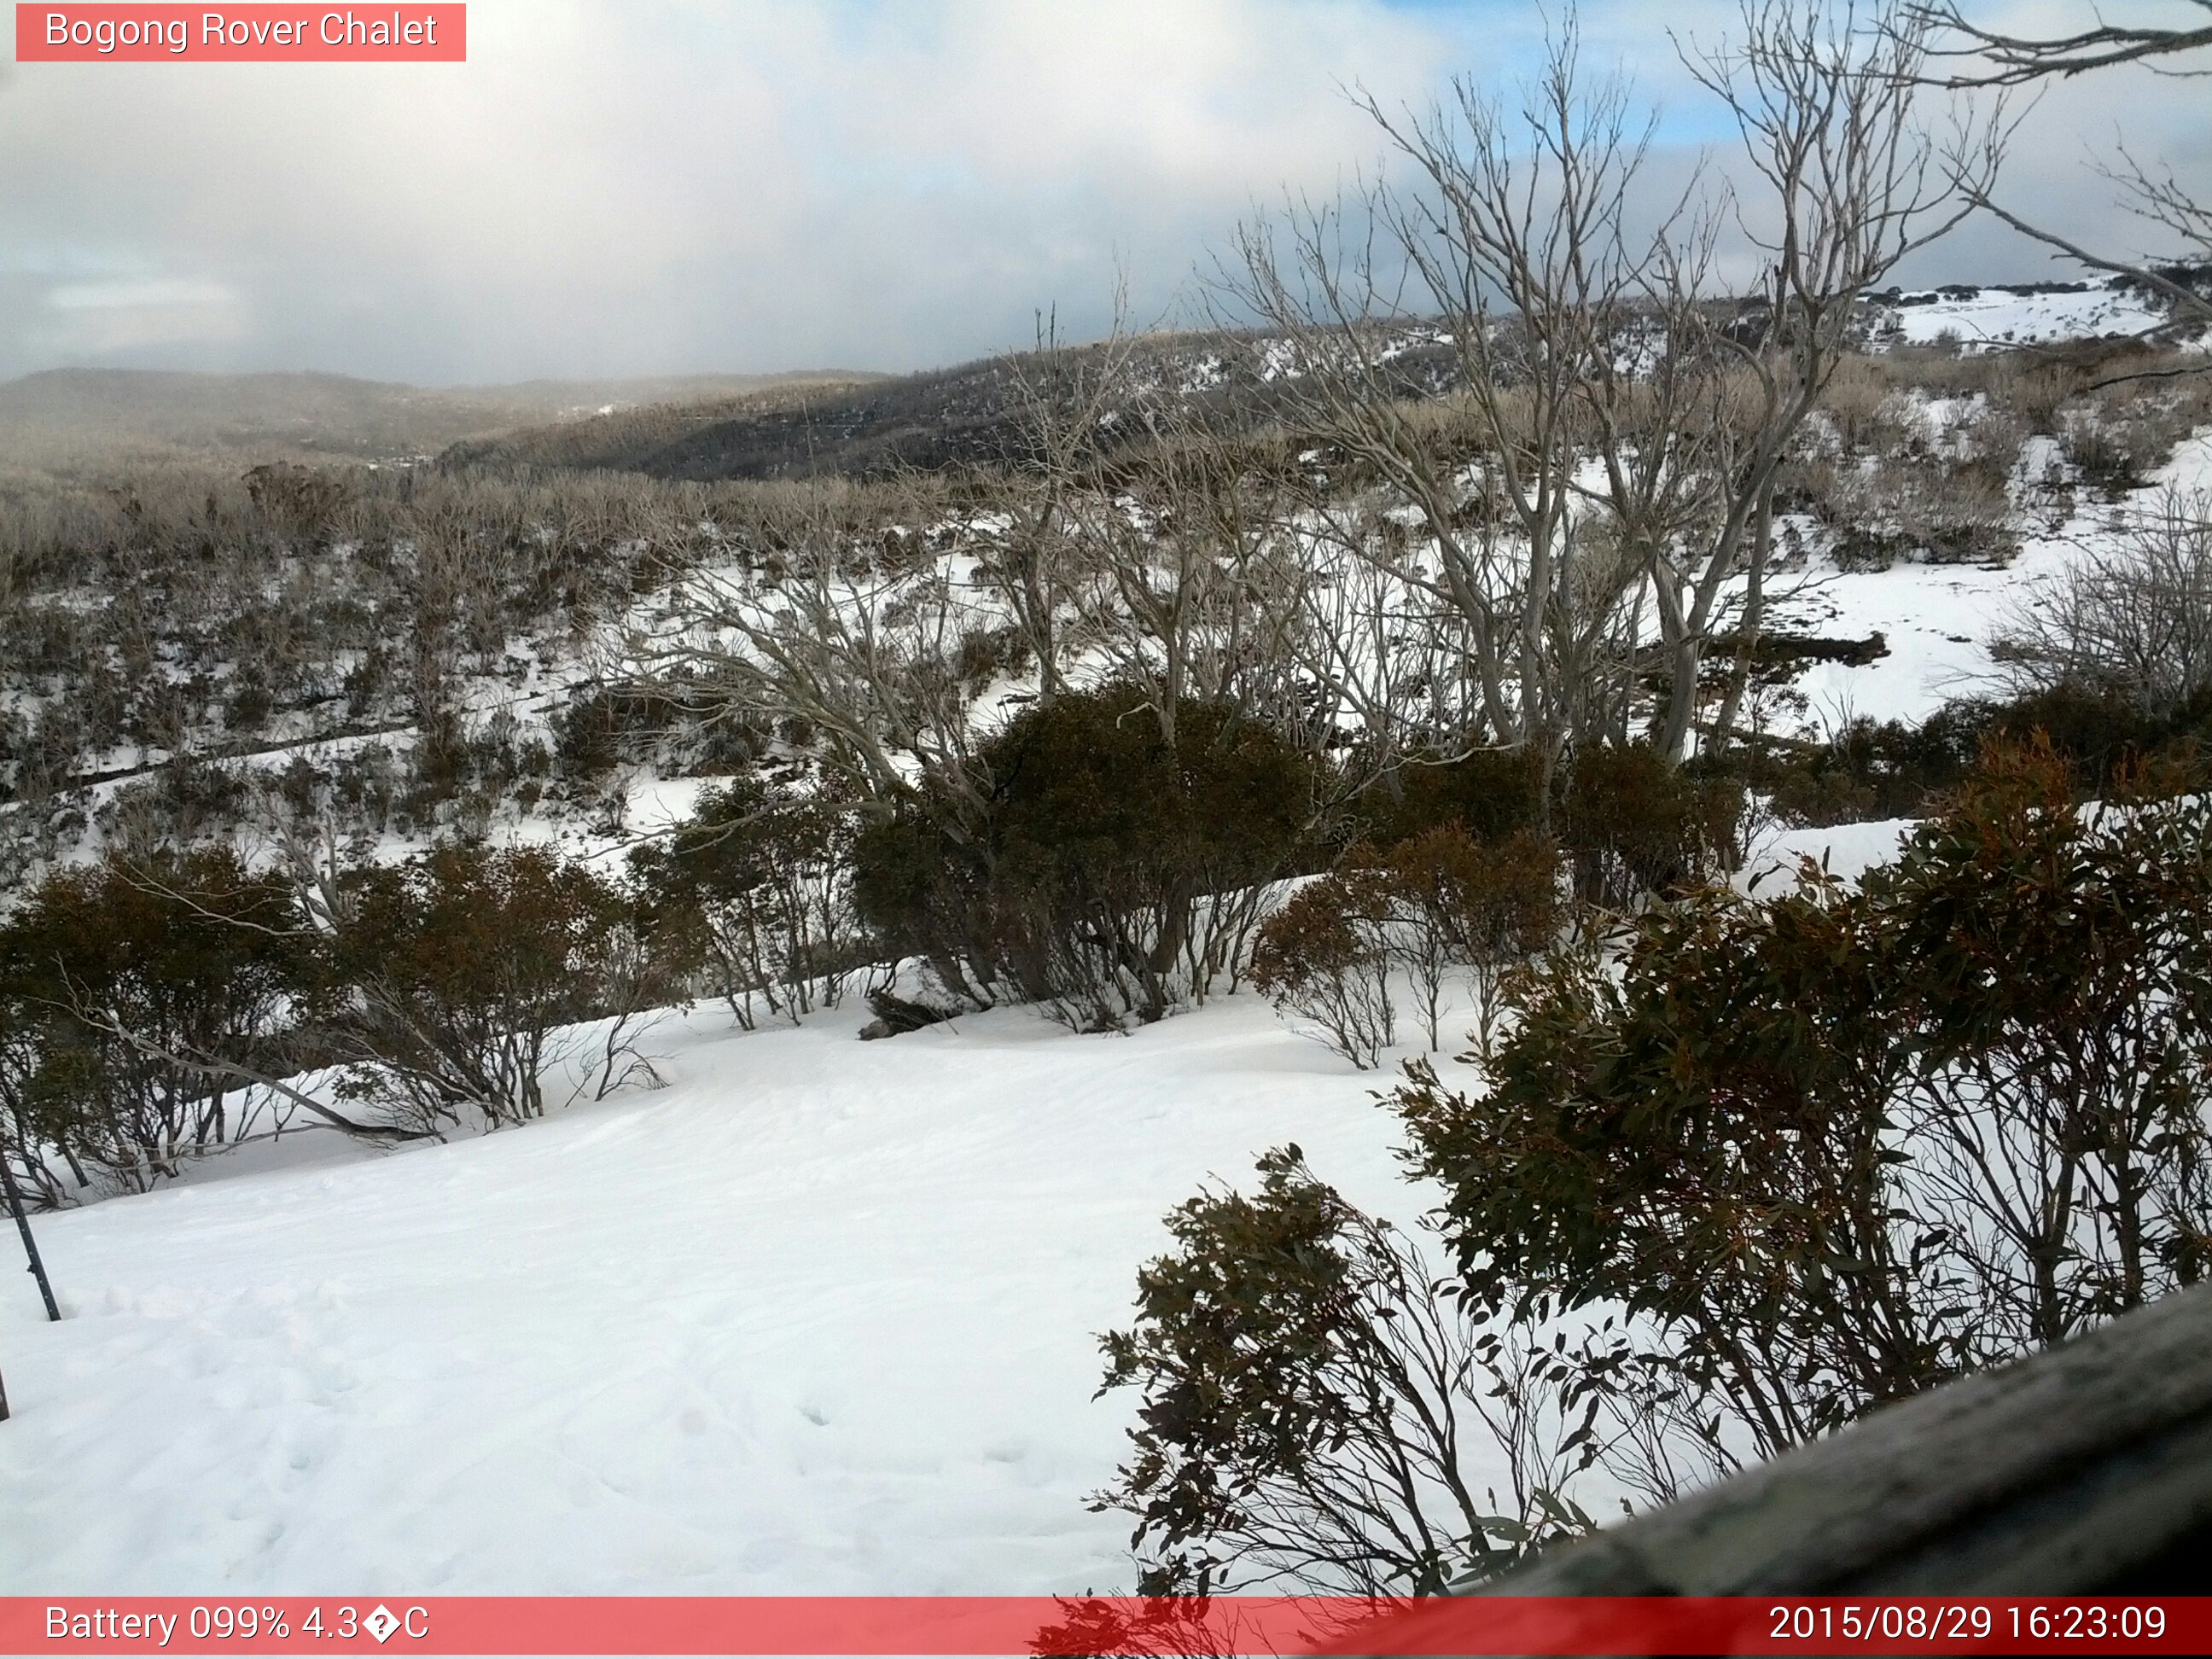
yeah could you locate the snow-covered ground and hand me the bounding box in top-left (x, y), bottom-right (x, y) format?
top-left (1738, 817), bottom-right (1917, 893)
top-left (1769, 432), bottom-right (2212, 729)
top-left (5, 282), bottom-right (2208, 1594)
top-left (0, 997), bottom-right (1430, 1593)
top-left (1883, 277), bottom-right (2171, 351)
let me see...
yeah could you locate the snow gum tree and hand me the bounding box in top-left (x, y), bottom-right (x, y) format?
top-left (1221, 0), bottom-right (2005, 772)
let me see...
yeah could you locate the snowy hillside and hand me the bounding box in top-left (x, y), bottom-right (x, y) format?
top-left (1877, 275), bottom-right (2174, 352)
top-left (0, 998), bottom-right (1425, 1593)
top-left (1772, 430), bottom-right (2212, 725)
top-left (5, 282), bottom-right (2210, 1597)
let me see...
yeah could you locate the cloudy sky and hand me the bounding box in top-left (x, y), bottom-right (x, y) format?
top-left (1, 0), bottom-right (2205, 385)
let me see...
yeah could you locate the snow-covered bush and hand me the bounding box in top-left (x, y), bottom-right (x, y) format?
top-left (1809, 449), bottom-right (2019, 569)
top-left (2059, 391), bottom-right (2208, 497)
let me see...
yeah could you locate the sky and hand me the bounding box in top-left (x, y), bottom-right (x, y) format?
top-left (0, 0), bottom-right (2206, 386)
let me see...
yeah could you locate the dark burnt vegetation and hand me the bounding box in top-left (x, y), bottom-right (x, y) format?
top-left (446, 330), bottom-right (1463, 484)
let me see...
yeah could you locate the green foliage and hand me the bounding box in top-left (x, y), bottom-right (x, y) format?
top-left (1981, 684), bottom-right (2212, 792)
top-left (1761, 706), bottom-right (1985, 826)
top-left (1353, 748), bottom-right (1545, 850)
top-left (0, 848), bottom-right (307, 1196)
top-left (631, 775), bottom-right (862, 1027)
top-left (1094, 1147), bottom-right (1598, 1596)
top-left (1396, 743), bottom-right (2212, 1492)
top-left (325, 843), bottom-right (638, 1128)
top-left (853, 686), bottom-right (1328, 1024)
top-left (1859, 743), bottom-right (2212, 1339)
top-left (1557, 743), bottom-right (1743, 910)
top-left (1759, 688), bottom-right (2212, 828)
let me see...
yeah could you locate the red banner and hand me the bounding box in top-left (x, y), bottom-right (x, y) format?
top-left (14, 5), bottom-right (464, 61)
top-left (0, 1597), bottom-right (2202, 1656)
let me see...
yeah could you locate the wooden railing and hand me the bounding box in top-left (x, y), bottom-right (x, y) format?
top-left (1470, 1278), bottom-right (2212, 1596)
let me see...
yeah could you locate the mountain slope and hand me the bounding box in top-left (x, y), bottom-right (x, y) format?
top-left (0, 367), bottom-right (876, 467)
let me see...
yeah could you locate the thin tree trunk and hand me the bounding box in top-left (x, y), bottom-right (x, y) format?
top-left (1, 1156), bottom-right (62, 1323)
top-left (1710, 486), bottom-right (1776, 751)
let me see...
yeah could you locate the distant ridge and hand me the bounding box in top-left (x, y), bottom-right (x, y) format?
top-left (0, 366), bottom-right (882, 467)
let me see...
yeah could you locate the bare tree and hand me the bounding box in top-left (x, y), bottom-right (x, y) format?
top-left (1063, 408), bottom-right (1317, 751)
top-left (977, 297), bottom-right (1145, 705)
top-left (1666, 0), bottom-right (2005, 758)
top-left (1917, 0), bottom-right (2212, 83)
top-left (1224, 4), bottom-right (1997, 777)
top-left (1990, 484), bottom-right (2212, 714)
top-left (1915, 1), bottom-right (2211, 329)
top-left (1221, 31), bottom-right (1669, 795)
top-left (637, 484), bottom-right (988, 829)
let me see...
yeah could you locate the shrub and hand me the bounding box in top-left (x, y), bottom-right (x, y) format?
top-left (853, 686), bottom-right (1327, 1025)
top-left (0, 848), bottom-right (309, 1197)
top-left (554, 683), bottom-right (766, 782)
top-left (1249, 874), bottom-right (1396, 1068)
top-left (632, 776), bottom-right (862, 1027)
top-left (1818, 452), bottom-right (2019, 570)
top-left (1761, 682), bottom-right (2212, 827)
top-left (1093, 1148), bottom-right (1601, 1595)
top-left (1990, 486), bottom-right (2212, 721)
top-left (1763, 706), bottom-right (1985, 826)
top-left (2058, 395), bottom-right (2199, 496)
top-left (1558, 743), bottom-right (1742, 911)
top-left (1381, 825), bottom-right (1561, 1057)
top-left (1395, 744), bottom-right (2212, 1499)
top-left (1354, 747), bottom-right (1544, 850)
top-left (322, 844), bottom-right (649, 1130)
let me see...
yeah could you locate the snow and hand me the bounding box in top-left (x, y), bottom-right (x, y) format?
top-left (1884, 278), bottom-right (2168, 351)
top-left (1768, 432), bottom-right (2212, 731)
top-left (1739, 818), bottom-right (1917, 893)
top-left (1773, 546), bottom-right (2032, 726)
top-left (0, 998), bottom-right (1427, 1594)
top-left (6, 281), bottom-right (2209, 1596)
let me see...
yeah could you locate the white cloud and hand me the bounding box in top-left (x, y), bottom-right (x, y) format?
top-left (46, 278), bottom-right (236, 310)
top-left (0, 0), bottom-right (2202, 382)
